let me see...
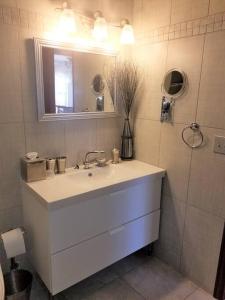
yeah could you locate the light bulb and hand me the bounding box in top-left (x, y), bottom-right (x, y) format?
top-left (93, 15), bottom-right (108, 42)
top-left (58, 4), bottom-right (76, 34)
top-left (120, 23), bottom-right (135, 45)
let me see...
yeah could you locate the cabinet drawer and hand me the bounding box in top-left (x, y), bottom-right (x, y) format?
top-left (50, 178), bottom-right (162, 253)
top-left (51, 210), bottom-right (160, 295)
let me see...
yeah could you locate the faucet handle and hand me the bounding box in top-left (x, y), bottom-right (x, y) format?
top-left (74, 163), bottom-right (79, 170)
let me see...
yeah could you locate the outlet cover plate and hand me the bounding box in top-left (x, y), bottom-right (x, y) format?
top-left (214, 136), bottom-right (225, 155)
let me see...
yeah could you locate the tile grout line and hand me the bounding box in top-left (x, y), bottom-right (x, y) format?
top-left (178, 28), bottom-right (208, 271)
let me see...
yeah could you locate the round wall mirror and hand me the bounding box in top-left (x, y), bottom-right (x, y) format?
top-left (92, 74), bottom-right (105, 95)
top-left (162, 69), bottom-right (187, 98)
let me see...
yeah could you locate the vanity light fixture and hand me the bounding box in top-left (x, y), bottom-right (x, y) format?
top-left (120, 19), bottom-right (135, 45)
top-left (93, 11), bottom-right (108, 42)
top-left (58, 2), bottom-right (76, 34)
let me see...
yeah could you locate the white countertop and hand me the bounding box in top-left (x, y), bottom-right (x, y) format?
top-left (24, 160), bottom-right (165, 207)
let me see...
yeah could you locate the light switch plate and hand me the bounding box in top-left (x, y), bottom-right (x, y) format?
top-left (214, 136), bottom-right (225, 155)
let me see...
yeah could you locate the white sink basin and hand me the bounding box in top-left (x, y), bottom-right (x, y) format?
top-left (24, 160), bottom-right (165, 207)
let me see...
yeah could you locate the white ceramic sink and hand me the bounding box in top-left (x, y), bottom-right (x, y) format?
top-left (24, 160), bottom-right (165, 207)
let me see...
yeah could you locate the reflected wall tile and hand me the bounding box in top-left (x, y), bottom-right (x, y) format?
top-left (0, 92), bottom-right (23, 123)
top-left (159, 123), bottom-right (192, 202)
top-left (166, 35), bottom-right (204, 124)
top-left (65, 119), bottom-right (97, 166)
top-left (96, 117), bottom-right (121, 159)
top-left (171, 0), bottom-right (209, 24)
top-left (197, 31), bottom-right (225, 129)
top-left (25, 121), bottom-right (66, 158)
top-left (142, 0), bottom-right (171, 32)
top-left (134, 119), bottom-right (161, 165)
top-left (181, 206), bottom-right (224, 293)
top-left (188, 127), bottom-right (225, 219)
top-left (209, 0), bottom-right (225, 14)
top-left (0, 123), bottom-right (25, 180)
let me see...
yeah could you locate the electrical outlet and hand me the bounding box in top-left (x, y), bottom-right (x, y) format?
top-left (214, 136), bottom-right (225, 155)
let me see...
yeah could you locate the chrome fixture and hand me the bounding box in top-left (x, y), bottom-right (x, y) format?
top-left (160, 96), bottom-right (174, 122)
top-left (83, 150), bottom-right (105, 169)
top-left (182, 122), bottom-right (204, 148)
top-left (161, 69), bottom-right (187, 123)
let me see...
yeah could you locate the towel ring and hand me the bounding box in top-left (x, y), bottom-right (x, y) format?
top-left (182, 122), bottom-right (203, 149)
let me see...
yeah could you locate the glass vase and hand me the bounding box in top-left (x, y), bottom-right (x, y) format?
top-left (121, 118), bottom-right (133, 160)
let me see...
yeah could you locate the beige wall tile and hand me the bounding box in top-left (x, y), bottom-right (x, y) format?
top-left (96, 117), bottom-right (121, 159)
top-left (209, 0), bottom-right (225, 14)
top-left (0, 123), bottom-right (25, 180)
top-left (0, 179), bottom-right (22, 210)
top-left (154, 195), bottom-right (186, 269)
top-left (0, 49), bottom-right (21, 93)
top-left (133, 42), bottom-right (168, 121)
top-left (181, 206), bottom-right (224, 293)
top-left (100, 0), bottom-right (133, 23)
top-left (0, 92), bottom-right (23, 123)
top-left (22, 93), bottom-right (37, 122)
top-left (65, 119), bottom-right (97, 166)
top-left (166, 36), bottom-right (204, 124)
top-left (186, 288), bottom-right (215, 299)
top-left (25, 121), bottom-right (66, 158)
top-left (133, 0), bottom-right (143, 34)
top-left (134, 119), bottom-right (161, 165)
top-left (197, 31), bottom-right (225, 129)
top-left (159, 123), bottom-right (192, 202)
top-left (0, 0), bottom-right (16, 7)
top-left (188, 127), bottom-right (225, 219)
top-left (142, 0), bottom-right (171, 32)
top-left (0, 24), bottom-right (19, 49)
top-left (16, 0), bottom-right (56, 14)
top-left (171, 0), bottom-right (209, 24)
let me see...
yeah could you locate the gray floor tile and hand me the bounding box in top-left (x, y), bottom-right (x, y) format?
top-left (62, 273), bottom-right (106, 300)
top-left (123, 257), bottom-right (198, 300)
top-left (185, 288), bottom-right (215, 300)
top-left (84, 279), bottom-right (144, 300)
top-left (110, 250), bottom-right (151, 277)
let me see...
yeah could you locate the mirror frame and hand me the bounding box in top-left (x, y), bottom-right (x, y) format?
top-left (161, 68), bottom-right (187, 99)
top-left (34, 38), bottom-right (118, 121)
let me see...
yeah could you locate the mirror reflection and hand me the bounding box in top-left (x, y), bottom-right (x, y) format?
top-left (162, 69), bottom-right (186, 98)
top-left (42, 46), bottom-right (115, 115)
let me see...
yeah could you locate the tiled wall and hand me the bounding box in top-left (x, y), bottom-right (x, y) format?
top-left (133, 0), bottom-right (225, 294)
top-left (0, 0), bottom-right (133, 270)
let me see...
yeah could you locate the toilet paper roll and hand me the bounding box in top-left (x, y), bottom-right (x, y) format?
top-left (1, 228), bottom-right (26, 259)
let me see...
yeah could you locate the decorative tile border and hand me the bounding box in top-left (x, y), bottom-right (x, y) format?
top-left (136, 12), bottom-right (225, 44)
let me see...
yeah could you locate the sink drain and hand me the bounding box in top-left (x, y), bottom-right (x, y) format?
top-left (88, 172), bottom-right (93, 177)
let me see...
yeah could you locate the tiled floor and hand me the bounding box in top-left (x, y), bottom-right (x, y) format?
top-left (30, 251), bottom-right (215, 300)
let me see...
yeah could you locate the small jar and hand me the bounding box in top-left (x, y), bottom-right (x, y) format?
top-left (112, 147), bottom-right (120, 164)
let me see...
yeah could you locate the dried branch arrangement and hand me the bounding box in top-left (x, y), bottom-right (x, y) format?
top-left (105, 61), bottom-right (140, 116)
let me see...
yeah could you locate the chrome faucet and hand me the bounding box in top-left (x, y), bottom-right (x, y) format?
top-left (83, 150), bottom-right (105, 169)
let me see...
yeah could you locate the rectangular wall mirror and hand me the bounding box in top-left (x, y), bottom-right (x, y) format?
top-left (34, 38), bottom-right (118, 121)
